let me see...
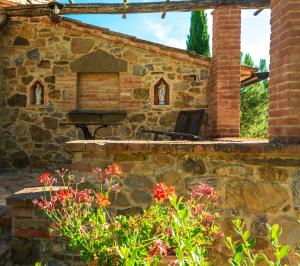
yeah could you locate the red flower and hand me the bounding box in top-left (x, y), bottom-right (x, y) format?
top-left (190, 183), bottom-right (218, 200)
top-left (203, 213), bottom-right (214, 223)
top-left (148, 239), bottom-right (168, 258)
top-left (214, 230), bottom-right (224, 238)
top-left (166, 228), bottom-right (173, 237)
top-left (77, 189), bottom-right (94, 205)
top-left (55, 189), bottom-right (73, 203)
top-left (96, 193), bottom-right (110, 208)
top-left (38, 172), bottom-right (57, 186)
top-left (152, 183), bottom-right (174, 201)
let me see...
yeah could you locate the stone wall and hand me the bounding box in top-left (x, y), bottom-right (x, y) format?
top-left (4, 141), bottom-right (300, 265)
top-left (0, 16), bottom-right (210, 172)
top-left (65, 140), bottom-right (300, 264)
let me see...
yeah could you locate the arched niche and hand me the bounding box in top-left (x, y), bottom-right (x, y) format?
top-left (28, 80), bottom-right (47, 107)
top-left (154, 77), bottom-right (170, 106)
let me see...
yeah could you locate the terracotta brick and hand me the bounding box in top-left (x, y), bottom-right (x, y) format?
top-left (269, 0), bottom-right (300, 143)
top-left (12, 228), bottom-right (50, 239)
top-left (209, 7), bottom-right (241, 138)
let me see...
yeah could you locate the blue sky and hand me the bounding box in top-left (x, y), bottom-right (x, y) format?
top-left (66, 1), bottom-right (271, 67)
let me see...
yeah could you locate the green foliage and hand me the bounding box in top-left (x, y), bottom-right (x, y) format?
top-left (243, 53), bottom-right (255, 67)
top-left (186, 10), bottom-right (210, 56)
top-left (34, 170), bottom-right (222, 265)
top-left (240, 53), bottom-right (269, 138)
top-left (226, 219), bottom-right (263, 266)
top-left (226, 219), bottom-right (293, 266)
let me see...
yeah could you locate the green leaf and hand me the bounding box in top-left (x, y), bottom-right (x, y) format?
top-left (279, 246), bottom-right (291, 259)
top-left (234, 252), bottom-right (244, 263)
top-left (236, 244), bottom-right (243, 253)
top-left (243, 231), bottom-right (250, 241)
top-left (248, 239), bottom-right (256, 248)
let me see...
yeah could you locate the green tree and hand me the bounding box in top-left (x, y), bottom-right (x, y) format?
top-left (240, 54), bottom-right (269, 138)
top-left (243, 53), bottom-right (255, 67)
top-left (186, 10), bottom-right (210, 56)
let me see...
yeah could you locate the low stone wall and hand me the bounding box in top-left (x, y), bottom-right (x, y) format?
top-left (66, 140), bottom-right (300, 263)
top-left (6, 188), bottom-right (85, 266)
top-left (4, 140), bottom-right (300, 265)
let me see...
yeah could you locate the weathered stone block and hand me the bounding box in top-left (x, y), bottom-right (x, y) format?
top-left (110, 191), bottom-right (130, 207)
top-left (291, 170), bottom-right (300, 208)
top-left (133, 88), bottom-right (149, 100)
top-left (71, 38), bottom-right (95, 54)
top-left (181, 157), bottom-right (206, 175)
top-left (124, 173), bottom-right (153, 189)
top-left (43, 117), bottom-right (58, 130)
top-left (19, 111), bottom-right (38, 122)
top-left (145, 64), bottom-right (154, 71)
top-left (3, 68), bottom-right (16, 78)
top-left (27, 48), bottom-right (40, 61)
top-left (156, 171), bottom-right (182, 186)
top-left (123, 50), bottom-right (138, 61)
top-left (37, 60), bottom-right (51, 69)
top-left (70, 49), bottom-right (127, 72)
top-left (130, 189), bottom-right (152, 204)
top-left (257, 167), bottom-right (290, 181)
top-left (0, 108), bottom-right (19, 122)
top-left (114, 153), bottom-right (147, 162)
top-left (7, 94), bottom-right (27, 107)
top-left (13, 36), bottom-right (29, 46)
top-left (128, 114), bottom-right (145, 123)
top-left (11, 151), bottom-right (30, 168)
top-left (159, 111), bottom-right (178, 127)
top-left (132, 64), bottom-right (146, 76)
top-left (225, 180), bottom-right (288, 213)
top-left (29, 125), bottom-right (52, 142)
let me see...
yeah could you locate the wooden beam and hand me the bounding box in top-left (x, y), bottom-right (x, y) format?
top-left (0, 0), bottom-right (270, 17)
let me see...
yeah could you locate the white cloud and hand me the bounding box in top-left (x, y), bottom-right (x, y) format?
top-left (143, 20), bottom-right (186, 49)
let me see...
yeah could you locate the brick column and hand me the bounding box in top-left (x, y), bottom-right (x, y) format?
top-left (209, 7), bottom-right (241, 138)
top-left (269, 0), bottom-right (300, 143)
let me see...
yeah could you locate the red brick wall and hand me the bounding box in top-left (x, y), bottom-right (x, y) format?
top-left (209, 7), bottom-right (241, 137)
top-left (269, 0), bottom-right (300, 143)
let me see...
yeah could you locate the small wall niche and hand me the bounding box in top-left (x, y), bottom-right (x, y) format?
top-left (154, 78), bottom-right (170, 106)
top-left (27, 80), bottom-right (47, 108)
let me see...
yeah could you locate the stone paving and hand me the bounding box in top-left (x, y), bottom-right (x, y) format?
top-left (0, 173), bottom-right (39, 205)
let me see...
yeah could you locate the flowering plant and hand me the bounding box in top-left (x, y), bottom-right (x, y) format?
top-left (34, 166), bottom-right (222, 265)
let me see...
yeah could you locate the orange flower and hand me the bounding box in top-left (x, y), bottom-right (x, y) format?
top-left (152, 183), bottom-right (174, 201)
top-left (105, 164), bottom-right (122, 177)
top-left (96, 193), bottom-right (110, 208)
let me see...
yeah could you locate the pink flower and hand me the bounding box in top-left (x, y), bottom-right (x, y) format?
top-left (152, 183), bottom-right (174, 201)
top-left (148, 239), bottom-right (168, 258)
top-left (203, 213), bottom-right (214, 223)
top-left (190, 183), bottom-right (218, 200)
top-left (93, 167), bottom-right (107, 183)
top-left (33, 197), bottom-right (56, 212)
top-left (77, 189), bottom-right (93, 205)
top-left (38, 172), bottom-right (57, 186)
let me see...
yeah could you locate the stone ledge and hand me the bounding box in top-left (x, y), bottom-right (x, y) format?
top-left (65, 139), bottom-right (300, 156)
top-left (7, 187), bottom-right (64, 208)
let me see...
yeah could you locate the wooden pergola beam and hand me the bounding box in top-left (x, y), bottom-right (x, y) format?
top-left (0, 0), bottom-right (270, 17)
